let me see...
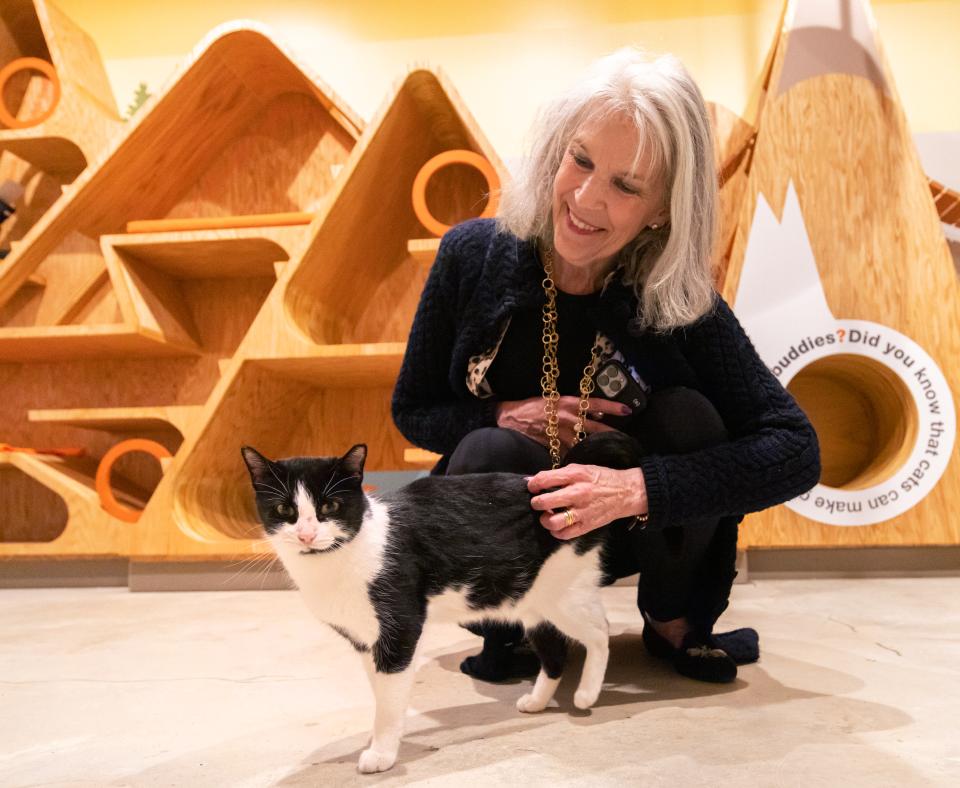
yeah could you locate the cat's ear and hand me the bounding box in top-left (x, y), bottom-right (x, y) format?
top-left (340, 444), bottom-right (367, 478)
top-left (241, 446), bottom-right (274, 487)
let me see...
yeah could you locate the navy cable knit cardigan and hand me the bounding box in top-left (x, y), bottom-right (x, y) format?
top-left (392, 219), bottom-right (821, 529)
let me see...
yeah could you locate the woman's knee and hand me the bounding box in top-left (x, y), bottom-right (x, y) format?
top-left (446, 427), bottom-right (550, 475)
top-left (639, 386), bottom-right (728, 454)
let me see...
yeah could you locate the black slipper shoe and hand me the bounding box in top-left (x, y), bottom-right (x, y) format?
top-left (712, 627), bottom-right (759, 665)
top-left (642, 623), bottom-right (738, 684)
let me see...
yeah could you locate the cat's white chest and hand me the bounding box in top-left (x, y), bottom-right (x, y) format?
top-left (274, 498), bottom-right (389, 649)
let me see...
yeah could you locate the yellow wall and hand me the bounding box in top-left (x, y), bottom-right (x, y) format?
top-left (55, 0), bottom-right (960, 161)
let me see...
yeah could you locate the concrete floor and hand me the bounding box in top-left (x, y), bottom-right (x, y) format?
top-left (1, 578), bottom-right (958, 787)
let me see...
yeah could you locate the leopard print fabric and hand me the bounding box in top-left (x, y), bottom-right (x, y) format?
top-left (465, 321), bottom-right (619, 399)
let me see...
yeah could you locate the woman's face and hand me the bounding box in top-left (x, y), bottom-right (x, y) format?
top-left (551, 113), bottom-right (668, 278)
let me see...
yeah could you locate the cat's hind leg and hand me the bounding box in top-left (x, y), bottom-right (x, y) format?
top-left (544, 592), bottom-right (609, 710)
top-left (516, 622), bottom-right (567, 713)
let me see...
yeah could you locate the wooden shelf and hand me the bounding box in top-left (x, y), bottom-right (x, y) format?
top-left (403, 448), bottom-right (441, 469)
top-left (407, 238), bottom-right (440, 266)
top-left (0, 324), bottom-right (201, 361)
top-left (0, 131), bottom-right (88, 181)
top-left (250, 343), bottom-right (405, 388)
top-left (28, 405), bottom-right (200, 436)
top-left (102, 230), bottom-right (292, 279)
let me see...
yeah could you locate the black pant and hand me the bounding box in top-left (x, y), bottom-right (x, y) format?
top-left (445, 387), bottom-right (740, 634)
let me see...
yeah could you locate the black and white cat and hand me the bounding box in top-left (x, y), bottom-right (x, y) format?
top-left (241, 437), bottom-right (632, 774)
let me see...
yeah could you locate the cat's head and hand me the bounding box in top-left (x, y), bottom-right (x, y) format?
top-left (240, 444), bottom-right (368, 556)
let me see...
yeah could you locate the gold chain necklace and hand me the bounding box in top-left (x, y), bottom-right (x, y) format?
top-left (541, 247), bottom-right (604, 469)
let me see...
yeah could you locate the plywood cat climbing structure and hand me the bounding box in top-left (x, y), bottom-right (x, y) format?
top-left (722, 0), bottom-right (959, 547)
top-left (6, 0), bottom-right (955, 576)
top-left (0, 21), bottom-right (362, 558)
top-left (133, 67), bottom-right (506, 562)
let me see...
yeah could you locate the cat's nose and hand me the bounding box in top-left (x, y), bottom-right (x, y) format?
top-left (297, 525), bottom-right (317, 545)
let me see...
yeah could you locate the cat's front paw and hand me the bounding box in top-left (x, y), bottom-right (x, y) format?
top-left (358, 747), bottom-right (397, 773)
top-left (573, 687), bottom-right (600, 710)
top-left (516, 692), bottom-right (548, 713)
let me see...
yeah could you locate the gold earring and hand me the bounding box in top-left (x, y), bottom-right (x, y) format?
top-left (650, 223), bottom-right (659, 229)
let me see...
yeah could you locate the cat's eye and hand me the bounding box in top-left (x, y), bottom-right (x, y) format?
top-left (321, 500), bottom-right (340, 516)
top-left (274, 503), bottom-right (295, 518)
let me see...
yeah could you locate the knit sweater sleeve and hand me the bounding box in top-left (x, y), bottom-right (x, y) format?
top-left (637, 295), bottom-right (821, 527)
top-left (391, 225), bottom-right (499, 456)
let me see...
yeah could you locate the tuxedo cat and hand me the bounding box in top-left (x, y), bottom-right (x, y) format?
top-left (241, 437), bottom-right (635, 773)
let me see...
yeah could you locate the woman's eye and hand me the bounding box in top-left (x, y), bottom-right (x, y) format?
top-left (321, 500), bottom-right (340, 516)
top-left (615, 180), bottom-right (640, 196)
top-left (274, 503), bottom-right (295, 518)
top-left (571, 151), bottom-right (591, 169)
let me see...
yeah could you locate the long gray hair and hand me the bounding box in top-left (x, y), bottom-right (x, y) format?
top-left (497, 48), bottom-right (717, 332)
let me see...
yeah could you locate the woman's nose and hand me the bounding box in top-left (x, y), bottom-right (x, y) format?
top-left (575, 174), bottom-right (604, 208)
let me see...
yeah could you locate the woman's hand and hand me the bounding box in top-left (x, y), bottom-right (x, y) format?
top-left (527, 464), bottom-right (648, 540)
top-left (496, 396), bottom-right (631, 450)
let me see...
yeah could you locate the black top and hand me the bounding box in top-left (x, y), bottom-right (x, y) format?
top-left (391, 219), bottom-right (821, 530)
top-left (486, 289), bottom-right (602, 401)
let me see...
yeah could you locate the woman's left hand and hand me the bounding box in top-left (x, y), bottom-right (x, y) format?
top-left (527, 464), bottom-right (648, 540)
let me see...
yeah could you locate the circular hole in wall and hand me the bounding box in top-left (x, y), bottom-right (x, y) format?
top-left (421, 161), bottom-right (493, 231)
top-left (786, 354), bottom-right (918, 490)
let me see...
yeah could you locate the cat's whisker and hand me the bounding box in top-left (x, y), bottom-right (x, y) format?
top-left (255, 482), bottom-right (287, 498)
top-left (266, 463), bottom-right (291, 497)
top-left (323, 477), bottom-right (358, 497)
top-left (221, 551), bottom-right (276, 587)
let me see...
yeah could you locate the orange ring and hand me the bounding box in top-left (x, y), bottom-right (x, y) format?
top-left (411, 150), bottom-right (500, 237)
top-left (0, 57), bottom-right (61, 129)
top-left (95, 439), bottom-right (172, 524)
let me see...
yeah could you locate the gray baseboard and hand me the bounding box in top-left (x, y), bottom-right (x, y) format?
top-left (128, 560), bottom-right (292, 592)
top-left (1, 547), bottom-right (958, 590)
top-left (746, 546), bottom-right (960, 578)
top-left (0, 558), bottom-right (129, 588)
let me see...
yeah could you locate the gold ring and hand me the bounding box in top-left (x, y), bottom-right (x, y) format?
top-left (563, 509), bottom-right (575, 528)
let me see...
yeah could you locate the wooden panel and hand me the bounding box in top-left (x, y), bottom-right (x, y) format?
top-left (285, 69), bottom-right (507, 346)
top-left (407, 237), bottom-right (440, 266)
top-left (723, 19), bottom-right (960, 547)
top-left (708, 101), bottom-right (755, 285)
top-left (103, 232), bottom-right (289, 279)
top-left (0, 325), bottom-right (203, 361)
top-left (0, 463), bottom-right (68, 542)
top-left (28, 405), bottom-right (200, 436)
top-left (0, 451), bottom-right (130, 557)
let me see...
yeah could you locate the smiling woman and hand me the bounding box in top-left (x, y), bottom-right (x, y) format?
top-left (392, 47), bottom-right (820, 686)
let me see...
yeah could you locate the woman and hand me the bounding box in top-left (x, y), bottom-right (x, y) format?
top-left (392, 48), bottom-right (820, 684)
